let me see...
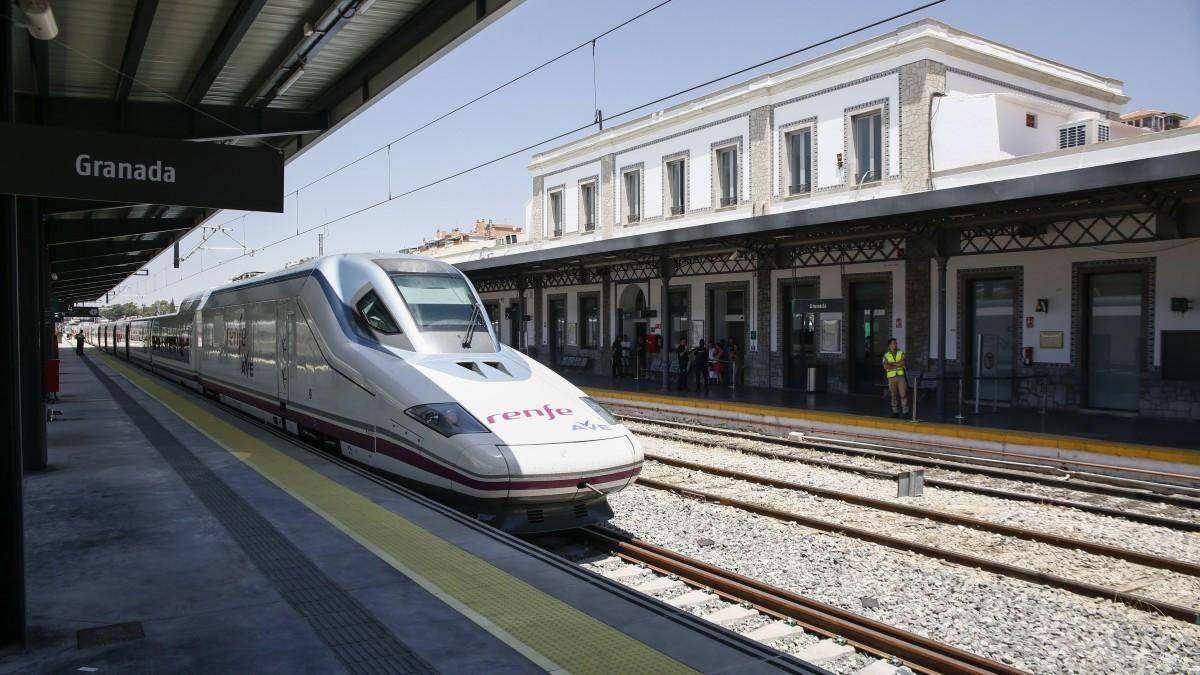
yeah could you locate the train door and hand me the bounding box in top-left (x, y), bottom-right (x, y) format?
top-left (124, 325), bottom-right (130, 360)
top-left (277, 299), bottom-right (292, 404)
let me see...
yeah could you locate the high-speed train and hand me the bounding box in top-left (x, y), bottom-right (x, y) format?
top-left (85, 254), bottom-right (642, 532)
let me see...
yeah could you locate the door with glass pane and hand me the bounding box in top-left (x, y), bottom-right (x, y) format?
top-left (968, 278), bottom-right (1015, 403)
top-left (1086, 272), bottom-right (1143, 411)
top-left (850, 281), bottom-right (887, 394)
top-left (783, 283), bottom-right (817, 389)
top-left (548, 298), bottom-right (566, 367)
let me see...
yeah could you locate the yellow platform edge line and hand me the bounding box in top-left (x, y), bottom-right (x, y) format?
top-left (96, 353), bottom-right (694, 675)
top-left (584, 386), bottom-right (1200, 467)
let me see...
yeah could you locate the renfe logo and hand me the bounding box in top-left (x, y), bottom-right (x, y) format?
top-left (486, 404), bottom-right (573, 424)
top-left (75, 154), bottom-right (177, 183)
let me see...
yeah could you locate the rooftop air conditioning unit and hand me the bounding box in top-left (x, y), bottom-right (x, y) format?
top-left (1056, 115), bottom-right (1117, 149)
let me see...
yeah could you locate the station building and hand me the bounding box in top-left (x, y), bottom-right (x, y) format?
top-left (450, 19), bottom-right (1200, 421)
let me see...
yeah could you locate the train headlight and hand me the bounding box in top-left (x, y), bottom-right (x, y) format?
top-left (405, 403), bottom-right (488, 437)
top-left (580, 397), bottom-right (618, 425)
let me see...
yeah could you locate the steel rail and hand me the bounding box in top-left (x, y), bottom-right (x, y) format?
top-left (645, 453), bottom-right (1200, 576)
top-left (621, 414), bottom-right (1200, 511)
top-left (633, 476), bottom-right (1200, 623)
top-left (581, 526), bottom-right (1028, 675)
top-left (630, 426), bottom-right (1200, 531)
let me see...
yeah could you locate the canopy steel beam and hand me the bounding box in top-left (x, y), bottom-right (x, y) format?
top-left (54, 276), bottom-right (135, 292)
top-left (115, 0), bottom-right (160, 103)
top-left (18, 95), bottom-right (327, 141)
top-left (41, 200), bottom-right (142, 217)
top-left (186, 0), bottom-right (270, 105)
top-left (51, 239), bottom-right (173, 263)
top-left (56, 282), bottom-right (127, 298)
top-left (48, 218), bottom-right (196, 246)
top-left (52, 257), bottom-right (148, 274)
top-left (54, 265), bottom-right (145, 281)
top-left (312, 0), bottom-right (481, 115)
top-left (250, 0), bottom-right (359, 108)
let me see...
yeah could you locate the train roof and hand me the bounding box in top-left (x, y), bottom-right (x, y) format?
top-left (106, 253), bottom-right (459, 321)
top-left (210, 253), bottom-right (461, 295)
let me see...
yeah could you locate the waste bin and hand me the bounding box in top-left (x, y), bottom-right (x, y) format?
top-left (805, 366), bottom-right (827, 392)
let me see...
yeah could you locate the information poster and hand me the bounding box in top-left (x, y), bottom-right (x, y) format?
top-left (820, 318), bottom-right (841, 353)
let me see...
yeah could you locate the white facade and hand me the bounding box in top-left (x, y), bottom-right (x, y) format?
top-left (460, 19), bottom-right (1200, 419)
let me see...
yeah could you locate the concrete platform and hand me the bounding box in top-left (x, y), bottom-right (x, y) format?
top-left (1, 348), bottom-right (825, 674)
top-left (569, 373), bottom-right (1200, 484)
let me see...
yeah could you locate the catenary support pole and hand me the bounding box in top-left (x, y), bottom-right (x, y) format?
top-left (1, 0), bottom-right (29, 648)
top-left (935, 255), bottom-right (947, 417)
top-left (18, 196), bottom-right (46, 470)
top-left (660, 255), bottom-right (672, 391)
top-left (516, 275), bottom-right (527, 353)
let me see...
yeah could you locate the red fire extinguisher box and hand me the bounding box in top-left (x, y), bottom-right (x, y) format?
top-left (45, 358), bottom-right (60, 394)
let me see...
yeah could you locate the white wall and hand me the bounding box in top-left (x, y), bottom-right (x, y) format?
top-left (943, 61), bottom-right (1117, 115)
top-left (995, 96), bottom-right (1066, 159)
top-left (773, 70), bottom-right (901, 193)
top-left (928, 237), bottom-right (1200, 366)
top-left (538, 159), bottom-right (602, 237)
top-left (931, 95), bottom-right (1001, 171)
top-left (611, 114), bottom-right (752, 222)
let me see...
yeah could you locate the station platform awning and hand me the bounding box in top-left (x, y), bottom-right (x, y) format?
top-left (10, 0), bottom-right (519, 305)
top-left (458, 149), bottom-right (1200, 283)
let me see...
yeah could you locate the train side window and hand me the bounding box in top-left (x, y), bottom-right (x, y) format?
top-left (357, 291), bottom-right (401, 335)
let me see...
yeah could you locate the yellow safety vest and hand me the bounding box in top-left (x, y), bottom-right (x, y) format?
top-left (884, 349), bottom-right (905, 378)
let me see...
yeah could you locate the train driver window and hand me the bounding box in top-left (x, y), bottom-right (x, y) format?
top-left (357, 291), bottom-right (401, 335)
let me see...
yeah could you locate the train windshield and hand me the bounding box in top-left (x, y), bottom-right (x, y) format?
top-left (390, 274), bottom-right (481, 333)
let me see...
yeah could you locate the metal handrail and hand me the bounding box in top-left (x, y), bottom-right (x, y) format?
top-left (912, 373), bottom-right (1050, 422)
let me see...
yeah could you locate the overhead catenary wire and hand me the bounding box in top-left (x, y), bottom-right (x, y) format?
top-left (139, 0), bottom-right (951, 296)
top-left (289, 0), bottom-right (675, 197)
top-left (144, 120), bottom-right (600, 292)
top-left (600, 0), bottom-right (947, 125)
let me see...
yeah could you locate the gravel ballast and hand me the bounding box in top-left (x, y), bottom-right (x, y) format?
top-left (604, 485), bottom-right (1200, 675)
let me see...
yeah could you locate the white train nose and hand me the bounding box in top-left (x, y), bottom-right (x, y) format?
top-left (498, 435), bottom-right (641, 501)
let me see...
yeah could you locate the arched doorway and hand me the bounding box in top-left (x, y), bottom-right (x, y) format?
top-left (616, 285), bottom-right (647, 372)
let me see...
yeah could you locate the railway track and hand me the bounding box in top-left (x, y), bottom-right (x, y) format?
top-left (570, 526), bottom-right (1027, 675)
top-left (633, 465), bottom-right (1200, 622)
top-left (622, 415), bottom-right (1200, 526)
top-left (645, 453), bottom-right (1200, 575)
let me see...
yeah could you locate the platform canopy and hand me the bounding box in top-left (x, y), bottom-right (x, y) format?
top-left (10, 0), bottom-right (518, 305)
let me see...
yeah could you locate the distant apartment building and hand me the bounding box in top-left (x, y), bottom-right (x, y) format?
top-left (1120, 109), bottom-right (1190, 132)
top-left (453, 19), bottom-right (1200, 420)
top-left (402, 219), bottom-right (523, 258)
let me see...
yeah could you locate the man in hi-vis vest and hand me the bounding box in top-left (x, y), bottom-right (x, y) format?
top-left (882, 338), bottom-right (908, 418)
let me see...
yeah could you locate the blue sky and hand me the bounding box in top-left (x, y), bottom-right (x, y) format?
top-left (120, 0), bottom-right (1200, 304)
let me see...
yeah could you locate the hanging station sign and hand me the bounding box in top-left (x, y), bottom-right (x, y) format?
top-left (0, 123), bottom-right (284, 212)
top-left (794, 298), bottom-right (844, 314)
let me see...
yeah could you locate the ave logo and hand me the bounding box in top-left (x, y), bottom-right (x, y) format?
top-left (571, 419), bottom-right (612, 432)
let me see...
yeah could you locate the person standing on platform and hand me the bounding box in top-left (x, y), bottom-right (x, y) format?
top-left (75, 331), bottom-right (85, 356)
top-left (610, 335), bottom-right (624, 377)
top-left (693, 339), bottom-right (709, 394)
top-left (730, 340), bottom-right (743, 387)
top-left (882, 338), bottom-right (908, 418)
top-left (676, 338), bottom-right (690, 391)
